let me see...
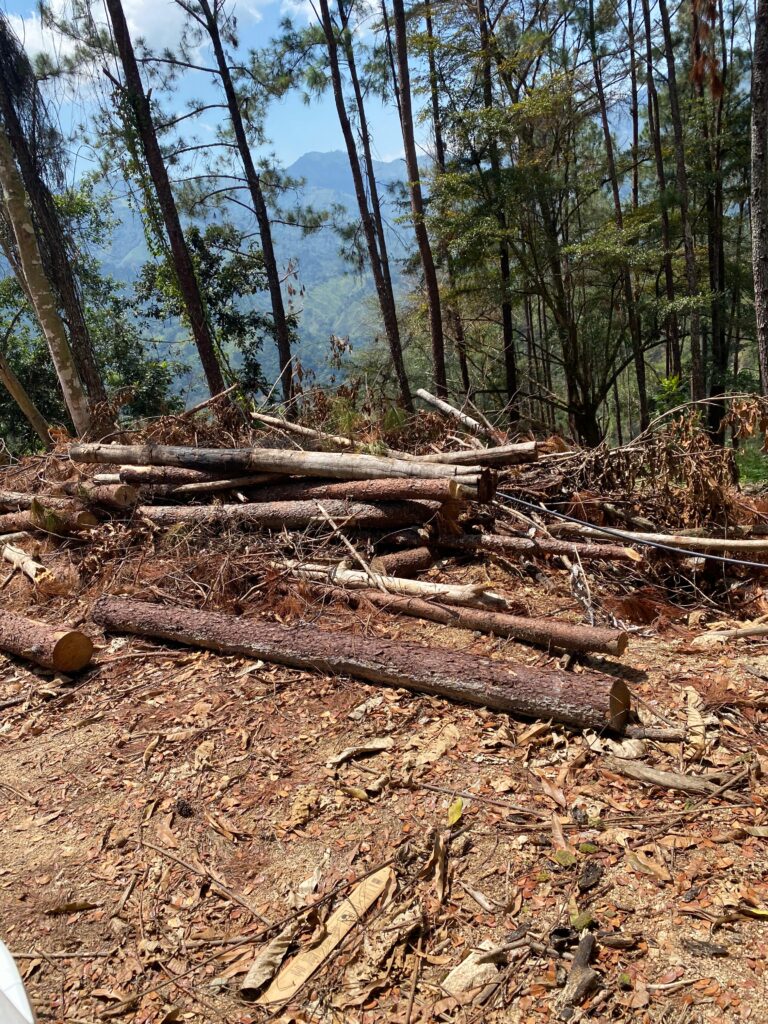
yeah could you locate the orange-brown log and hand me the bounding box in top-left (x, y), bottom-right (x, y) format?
top-left (244, 472), bottom-right (495, 504)
top-left (58, 481), bottom-right (138, 509)
top-left (370, 546), bottom-right (434, 577)
top-left (350, 590), bottom-right (628, 656)
top-left (0, 610), bottom-right (93, 671)
top-left (92, 596), bottom-right (630, 731)
top-left (0, 505), bottom-right (97, 535)
top-left (441, 533), bottom-right (641, 563)
top-left (139, 499), bottom-right (441, 531)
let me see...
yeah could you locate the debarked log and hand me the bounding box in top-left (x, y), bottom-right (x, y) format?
top-left (440, 533), bottom-right (641, 563)
top-left (91, 596), bottom-right (630, 731)
top-left (139, 499), bottom-right (441, 531)
top-left (0, 610), bottom-right (93, 671)
top-left (349, 590), bottom-right (629, 655)
top-left (69, 442), bottom-right (485, 482)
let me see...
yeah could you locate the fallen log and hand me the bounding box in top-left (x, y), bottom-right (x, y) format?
top-left (415, 388), bottom-right (501, 442)
top-left (0, 504), bottom-right (97, 535)
top-left (243, 475), bottom-right (493, 503)
top-left (1, 542), bottom-right (48, 584)
top-left (0, 490), bottom-right (85, 512)
top-left (603, 757), bottom-right (732, 796)
top-left (57, 481), bottom-right (138, 510)
top-left (140, 499), bottom-right (441, 531)
top-left (370, 547), bottom-right (434, 577)
top-left (253, 411), bottom-right (354, 449)
top-left (348, 591), bottom-right (629, 656)
top-left (415, 441), bottom-right (538, 467)
top-left (165, 473), bottom-right (278, 497)
top-left (92, 596), bottom-right (631, 731)
top-left (70, 442), bottom-right (485, 483)
top-left (440, 533), bottom-right (641, 563)
top-left (285, 560), bottom-right (508, 609)
top-left (547, 522), bottom-right (768, 553)
top-left (113, 466), bottom-right (234, 486)
top-left (0, 610), bottom-right (93, 672)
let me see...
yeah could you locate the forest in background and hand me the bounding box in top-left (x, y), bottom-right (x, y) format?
top-left (1, 0), bottom-right (768, 454)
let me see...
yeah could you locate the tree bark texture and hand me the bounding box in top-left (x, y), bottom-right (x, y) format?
top-left (244, 476), bottom-right (484, 504)
top-left (139, 499), bottom-right (440, 531)
top-left (0, 128), bottom-right (92, 434)
top-left (92, 596), bottom-right (631, 731)
top-left (0, 342), bottom-right (51, 446)
top-left (58, 481), bottom-right (138, 509)
top-left (0, 609), bottom-right (93, 671)
top-left (0, 504), bottom-right (97, 535)
top-left (441, 533), bottom-right (641, 563)
top-left (415, 442), bottom-right (536, 466)
top-left (370, 546), bottom-right (434, 577)
top-left (70, 442), bottom-right (485, 482)
top-left (350, 590), bottom-right (628, 655)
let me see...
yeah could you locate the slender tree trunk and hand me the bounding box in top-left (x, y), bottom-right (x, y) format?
top-left (425, 7), bottom-right (471, 395)
top-left (103, 0), bottom-right (225, 398)
top-left (0, 128), bottom-right (91, 434)
top-left (0, 340), bottom-right (51, 446)
top-left (316, 0), bottom-right (412, 409)
top-left (658, 0), bottom-right (704, 400)
top-left (588, 0), bottom-right (648, 430)
top-left (477, 0), bottom-right (517, 421)
top-left (197, 0), bottom-right (293, 403)
top-left (752, 0), bottom-right (768, 393)
top-left (391, 0), bottom-right (447, 397)
top-left (640, 0), bottom-right (681, 377)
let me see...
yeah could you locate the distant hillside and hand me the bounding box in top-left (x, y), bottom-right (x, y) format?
top-left (96, 151), bottom-right (410, 390)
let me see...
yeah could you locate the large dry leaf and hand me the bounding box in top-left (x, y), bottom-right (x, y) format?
top-left (327, 737), bottom-right (394, 767)
top-left (241, 923), bottom-right (298, 999)
top-left (684, 686), bottom-right (706, 754)
top-left (442, 941), bottom-right (500, 998)
top-left (257, 866), bottom-right (394, 1005)
top-left (413, 723), bottom-right (460, 765)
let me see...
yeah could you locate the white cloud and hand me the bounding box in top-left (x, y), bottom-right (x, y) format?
top-left (6, 2), bottom-right (75, 61)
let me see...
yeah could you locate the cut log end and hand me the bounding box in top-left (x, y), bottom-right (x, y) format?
top-left (609, 678), bottom-right (631, 732)
top-left (51, 631), bottom-right (94, 672)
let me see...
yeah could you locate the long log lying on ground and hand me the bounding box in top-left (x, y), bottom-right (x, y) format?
top-left (70, 442), bottom-right (485, 483)
top-left (0, 505), bottom-right (97, 535)
top-left (92, 596), bottom-right (630, 731)
top-left (140, 499), bottom-right (441, 531)
top-left (0, 610), bottom-right (93, 671)
top-left (440, 533), bottom-right (642, 563)
top-left (370, 546), bottom-right (434, 577)
top-left (285, 560), bottom-right (507, 608)
top-left (414, 441), bottom-right (538, 467)
top-left (0, 490), bottom-right (85, 512)
top-left (547, 522), bottom-right (768, 553)
top-left (348, 590), bottom-right (628, 656)
top-left (244, 475), bottom-right (492, 504)
top-left (108, 466), bottom-right (235, 486)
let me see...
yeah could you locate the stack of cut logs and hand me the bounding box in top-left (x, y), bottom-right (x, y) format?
top-left (0, 398), bottom-right (641, 733)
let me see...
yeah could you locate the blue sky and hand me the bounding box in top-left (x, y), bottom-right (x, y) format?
top-left (3, 0), bottom-right (407, 168)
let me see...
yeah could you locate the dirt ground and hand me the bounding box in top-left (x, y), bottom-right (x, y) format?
top-left (1, 545), bottom-right (767, 1024)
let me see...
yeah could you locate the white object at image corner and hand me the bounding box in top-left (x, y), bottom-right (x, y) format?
top-left (0, 940), bottom-right (35, 1023)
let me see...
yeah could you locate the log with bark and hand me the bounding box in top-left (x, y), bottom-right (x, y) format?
top-left (106, 466), bottom-right (235, 486)
top-left (0, 490), bottom-right (86, 512)
top-left (347, 591), bottom-right (629, 656)
top-left (285, 560), bottom-right (508, 609)
top-left (369, 546), bottom-right (434, 577)
top-left (70, 442), bottom-right (485, 483)
top-left (139, 499), bottom-right (441, 531)
top-left (414, 441), bottom-right (538, 467)
top-left (415, 387), bottom-right (502, 442)
top-left (91, 596), bottom-right (631, 731)
top-left (56, 481), bottom-right (138, 510)
top-left (0, 504), bottom-right (97, 535)
top-left (243, 474), bottom-right (493, 504)
top-left (440, 533), bottom-right (641, 563)
top-left (0, 610), bottom-right (93, 671)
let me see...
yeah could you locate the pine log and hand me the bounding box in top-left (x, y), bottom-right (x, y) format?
top-left (117, 466), bottom-right (233, 486)
top-left (415, 441), bottom-right (538, 466)
top-left (57, 481), bottom-right (138, 509)
top-left (285, 560), bottom-right (508, 608)
top-left (349, 590), bottom-right (629, 655)
top-left (547, 522), bottom-right (768, 552)
top-left (0, 610), bottom-right (93, 671)
top-left (370, 547), bottom-right (434, 577)
top-left (0, 490), bottom-right (84, 512)
top-left (244, 475), bottom-right (492, 503)
top-left (0, 505), bottom-right (97, 535)
top-left (92, 596), bottom-right (631, 731)
top-left (166, 474), bottom-right (278, 497)
top-left (415, 387), bottom-right (501, 441)
top-left (139, 499), bottom-right (440, 531)
top-left (441, 533), bottom-right (641, 563)
top-left (253, 411), bottom-right (354, 449)
top-left (69, 442), bottom-right (485, 482)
